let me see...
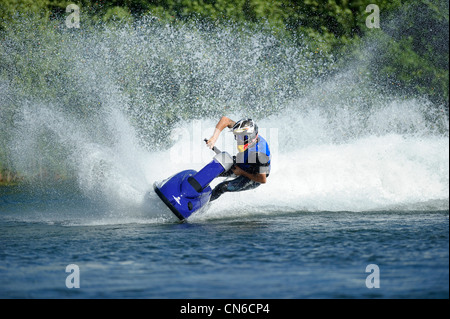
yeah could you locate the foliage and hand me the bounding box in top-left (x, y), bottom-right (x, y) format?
top-left (1, 0), bottom-right (447, 105)
top-left (0, 0), bottom-right (448, 179)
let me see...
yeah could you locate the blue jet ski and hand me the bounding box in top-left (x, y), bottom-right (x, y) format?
top-left (153, 140), bottom-right (234, 221)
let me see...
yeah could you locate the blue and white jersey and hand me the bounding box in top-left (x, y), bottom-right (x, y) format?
top-left (235, 135), bottom-right (271, 176)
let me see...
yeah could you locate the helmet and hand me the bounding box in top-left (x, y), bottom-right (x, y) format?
top-left (232, 118), bottom-right (258, 152)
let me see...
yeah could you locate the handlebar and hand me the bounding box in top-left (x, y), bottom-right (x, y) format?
top-left (204, 138), bottom-right (221, 154)
top-left (204, 139), bottom-right (236, 170)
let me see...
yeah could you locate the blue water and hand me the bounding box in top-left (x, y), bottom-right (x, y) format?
top-left (0, 185), bottom-right (448, 299)
top-left (1, 10), bottom-right (448, 301)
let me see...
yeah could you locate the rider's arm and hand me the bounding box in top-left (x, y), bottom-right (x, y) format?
top-left (207, 116), bottom-right (236, 149)
top-left (232, 166), bottom-right (267, 184)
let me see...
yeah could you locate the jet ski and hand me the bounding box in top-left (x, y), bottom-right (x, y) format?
top-left (153, 140), bottom-right (234, 221)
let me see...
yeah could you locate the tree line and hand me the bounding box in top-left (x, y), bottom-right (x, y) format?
top-left (1, 0), bottom-right (447, 106)
top-left (0, 0), bottom-right (448, 185)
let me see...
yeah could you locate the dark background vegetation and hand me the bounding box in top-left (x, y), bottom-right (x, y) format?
top-left (0, 0), bottom-right (448, 184)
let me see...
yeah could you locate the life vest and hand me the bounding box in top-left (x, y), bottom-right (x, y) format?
top-left (235, 135), bottom-right (271, 177)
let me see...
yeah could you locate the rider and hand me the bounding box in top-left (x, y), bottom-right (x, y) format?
top-left (206, 116), bottom-right (271, 202)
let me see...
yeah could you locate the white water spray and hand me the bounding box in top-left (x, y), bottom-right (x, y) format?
top-left (1, 15), bottom-right (448, 224)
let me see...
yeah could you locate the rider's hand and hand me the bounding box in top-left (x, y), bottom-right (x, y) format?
top-left (231, 165), bottom-right (245, 176)
top-left (206, 136), bottom-right (217, 149)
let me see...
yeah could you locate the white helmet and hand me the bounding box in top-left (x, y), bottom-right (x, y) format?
top-left (232, 118), bottom-right (258, 152)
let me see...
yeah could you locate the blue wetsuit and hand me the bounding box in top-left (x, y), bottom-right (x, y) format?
top-left (210, 136), bottom-right (271, 201)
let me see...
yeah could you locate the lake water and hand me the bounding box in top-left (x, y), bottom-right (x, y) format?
top-left (1, 185), bottom-right (448, 299)
top-left (1, 14), bottom-right (448, 301)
